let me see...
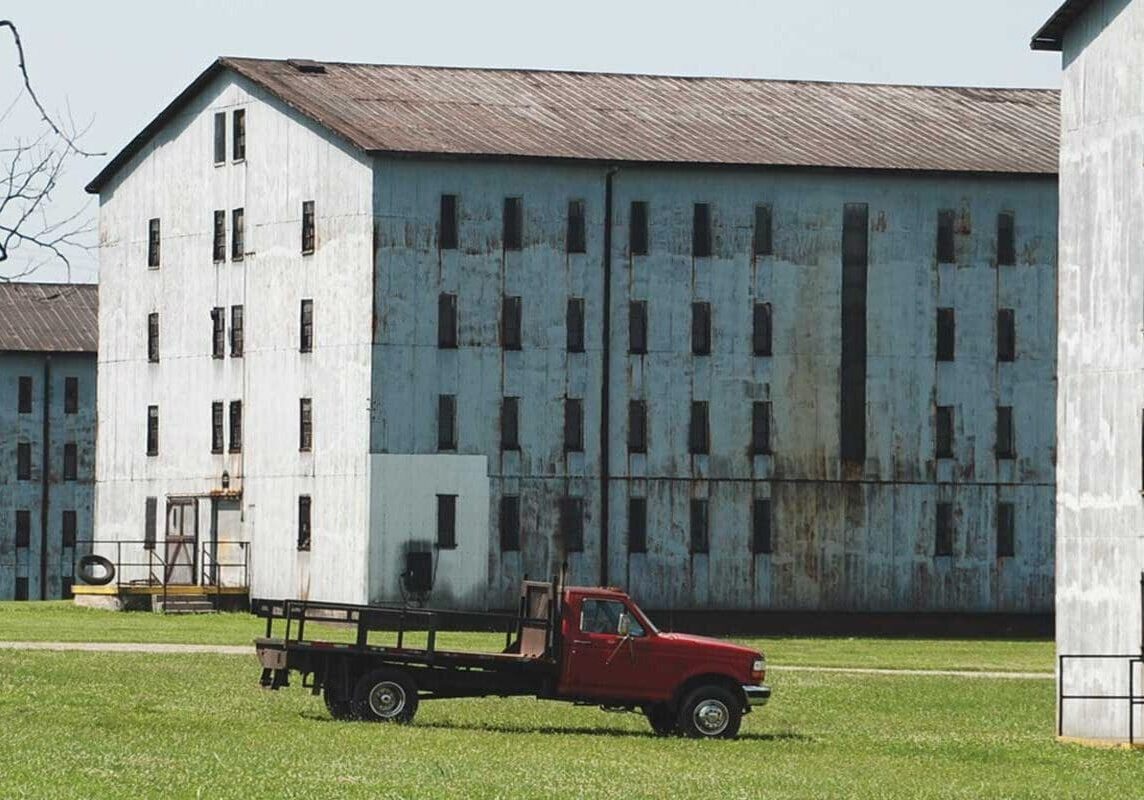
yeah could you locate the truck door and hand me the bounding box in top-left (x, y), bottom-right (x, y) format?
top-left (562, 596), bottom-right (653, 700)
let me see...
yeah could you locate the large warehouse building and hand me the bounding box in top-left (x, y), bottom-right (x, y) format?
top-left (85, 57), bottom-right (1059, 619)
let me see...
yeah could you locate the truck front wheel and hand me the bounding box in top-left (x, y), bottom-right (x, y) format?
top-left (677, 685), bottom-right (742, 739)
top-left (645, 703), bottom-right (677, 736)
top-left (351, 668), bottom-right (419, 724)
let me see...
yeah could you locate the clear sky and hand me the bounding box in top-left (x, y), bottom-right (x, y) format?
top-left (2, 0), bottom-right (1066, 283)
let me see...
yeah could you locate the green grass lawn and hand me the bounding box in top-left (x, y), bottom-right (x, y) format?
top-left (0, 649), bottom-right (1135, 800)
top-left (0, 601), bottom-right (1053, 673)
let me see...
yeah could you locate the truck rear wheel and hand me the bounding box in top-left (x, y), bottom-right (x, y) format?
top-left (323, 685), bottom-right (355, 720)
top-left (645, 703), bottom-right (677, 736)
top-left (677, 685), bottom-right (742, 739)
top-left (351, 668), bottom-right (419, 724)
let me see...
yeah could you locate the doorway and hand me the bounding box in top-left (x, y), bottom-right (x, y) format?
top-left (164, 498), bottom-right (198, 585)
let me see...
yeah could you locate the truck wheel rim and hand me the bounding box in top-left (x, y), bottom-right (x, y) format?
top-left (694, 699), bottom-right (729, 735)
top-left (368, 681), bottom-right (406, 718)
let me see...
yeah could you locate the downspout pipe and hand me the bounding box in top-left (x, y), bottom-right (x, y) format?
top-left (599, 168), bottom-right (617, 587)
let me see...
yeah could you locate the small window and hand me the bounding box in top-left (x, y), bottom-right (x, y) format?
top-left (148, 313), bottom-right (160, 362)
top-left (438, 293), bottom-right (458, 349)
top-left (18, 376), bottom-right (32, 413)
top-left (232, 108), bottom-right (246, 161)
top-left (501, 397), bottom-right (520, 451)
top-left (148, 218), bottom-right (161, 268)
top-left (213, 210), bottom-right (226, 262)
top-left (580, 598), bottom-right (642, 636)
top-left (630, 201), bottom-right (649, 256)
top-left (628, 400), bottom-right (647, 454)
top-left (753, 204), bottom-right (773, 257)
top-left (935, 502), bottom-right (953, 556)
top-left (628, 497), bottom-right (647, 554)
top-left (936, 308), bottom-right (955, 362)
top-left (503, 197), bottom-right (523, 251)
top-left (566, 298), bottom-right (585, 353)
top-left (751, 401), bottom-right (772, 455)
top-left (144, 497), bottom-right (157, 550)
top-left (499, 495), bottom-right (520, 552)
top-left (437, 394), bottom-right (456, 451)
top-left (62, 509), bottom-right (77, 548)
top-left (439, 194), bottom-right (458, 250)
top-left (752, 498), bottom-right (772, 555)
top-left (230, 305), bottom-right (244, 358)
top-left (61, 577), bottom-right (74, 599)
top-left (564, 398), bottom-right (583, 453)
top-left (560, 496), bottom-right (584, 553)
top-left (64, 377), bottom-right (78, 414)
top-left (997, 211), bottom-right (1016, 266)
top-left (997, 406), bottom-right (1015, 459)
top-left (997, 502), bottom-right (1015, 558)
top-left (690, 498), bottom-right (709, 554)
top-left (62, 443), bottom-right (77, 481)
top-left (231, 208), bottom-right (244, 261)
top-left (14, 577), bottom-right (28, 601)
top-left (301, 201), bottom-right (315, 254)
top-left (998, 309), bottom-right (1016, 363)
top-left (629, 300), bottom-right (648, 355)
top-left (297, 495), bottom-right (312, 551)
top-left (692, 203), bottom-right (712, 258)
top-left (437, 494), bottom-right (457, 549)
top-left (213, 112), bottom-right (226, 164)
top-left (229, 400), bottom-right (243, 453)
top-left (937, 209), bottom-right (955, 264)
top-left (566, 199), bottom-right (586, 254)
top-left (936, 406), bottom-right (954, 459)
top-left (211, 307), bottom-right (225, 359)
top-left (689, 401), bottom-right (709, 455)
top-left (753, 303), bottom-right (773, 357)
top-left (211, 401), bottom-right (224, 453)
top-left (146, 405), bottom-right (159, 456)
top-left (299, 398), bottom-right (313, 452)
top-left (691, 301), bottom-right (711, 356)
top-left (501, 295), bottom-right (522, 351)
top-left (16, 442), bottom-right (31, 480)
top-left (15, 510), bottom-right (31, 548)
top-left (300, 299), bottom-right (314, 353)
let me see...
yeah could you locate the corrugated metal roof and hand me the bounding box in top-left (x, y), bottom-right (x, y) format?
top-left (87, 58), bottom-right (1060, 193)
top-left (1031, 0), bottom-right (1096, 51)
top-left (0, 282), bottom-right (98, 353)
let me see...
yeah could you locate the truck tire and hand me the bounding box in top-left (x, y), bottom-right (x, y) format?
top-left (645, 703), bottom-right (677, 736)
top-left (323, 685), bottom-right (355, 720)
top-left (677, 685), bottom-right (742, 739)
top-left (351, 668), bottom-right (419, 724)
top-left (77, 554), bottom-right (115, 586)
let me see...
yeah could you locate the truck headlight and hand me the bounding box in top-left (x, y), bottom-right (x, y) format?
top-left (752, 657), bottom-right (766, 674)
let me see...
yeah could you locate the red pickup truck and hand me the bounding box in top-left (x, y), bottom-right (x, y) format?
top-left (254, 580), bottom-right (771, 739)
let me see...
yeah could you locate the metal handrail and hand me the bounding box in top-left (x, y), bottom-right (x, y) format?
top-left (1058, 654), bottom-right (1144, 744)
top-left (67, 538), bottom-right (250, 596)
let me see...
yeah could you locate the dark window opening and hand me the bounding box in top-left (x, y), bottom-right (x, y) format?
top-left (439, 194), bottom-right (458, 250)
top-left (61, 577), bottom-right (73, 599)
top-left (690, 498), bottom-right (709, 554)
top-left (301, 200), bottom-right (315, 254)
top-left (752, 498), bottom-right (773, 555)
top-left (501, 295), bottom-right (522, 351)
top-left (297, 496), bottom-right (312, 551)
top-left (503, 197), bottom-right (523, 251)
top-left (566, 199), bottom-right (586, 254)
top-left (64, 377), bottom-right (78, 414)
top-left (147, 405), bottom-right (159, 456)
top-left (936, 308), bottom-right (956, 362)
top-left (689, 401), bottom-right (709, 455)
top-left (437, 394), bottom-right (456, 451)
top-left (501, 397), bottom-right (519, 451)
top-left (18, 376), bottom-right (32, 414)
top-left (62, 510), bottom-right (76, 548)
top-left (211, 307), bottom-right (225, 359)
top-left (299, 398), bottom-right (313, 452)
top-left (499, 495), bottom-right (520, 552)
top-left (560, 496), bottom-right (584, 553)
top-left (566, 298), bottom-right (585, 353)
top-left (148, 313), bottom-right (160, 363)
top-left (629, 300), bottom-right (648, 355)
top-left (997, 211), bottom-right (1016, 266)
top-left (62, 443), bottom-right (77, 481)
top-left (15, 510), bottom-right (30, 548)
top-left (230, 305), bottom-right (244, 358)
top-left (211, 401), bottom-right (224, 454)
top-left (16, 442), bottom-right (31, 480)
top-left (628, 400), bottom-right (647, 454)
top-left (144, 497), bottom-right (157, 550)
top-left (935, 502), bottom-right (954, 556)
top-left (14, 578), bottom-right (28, 601)
top-left (300, 299), bottom-right (314, 353)
top-left (692, 203), bottom-right (712, 258)
top-left (998, 308), bottom-right (1016, 363)
top-left (438, 293), bottom-right (458, 349)
top-left (213, 210), bottom-right (226, 262)
top-left (628, 497), bottom-right (647, 554)
top-left (564, 398), bottom-right (583, 453)
top-left (232, 108), bottom-right (246, 161)
top-left (753, 303), bottom-right (773, 357)
top-left (437, 494), bottom-right (457, 549)
top-left (840, 203), bottom-right (869, 465)
top-left (630, 201), bottom-right (649, 256)
top-left (937, 209), bottom-right (956, 264)
top-left (148, 218), bottom-right (161, 267)
top-left (229, 400), bottom-right (243, 453)
top-left (692, 301), bottom-right (711, 356)
top-left (936, 405), bottom-right (954, 459)
top-left (752, 401), bottom-right (772, 455)
top-left (997, 502), bottom-right (1015, 558)
top-left (231, 208), bottom-right (244, 261)
top-left (213, 112), bottom-right (226, 163)
top-left (997, 406), bottom-right (1015, 459)
top-left (753, 204), bottom-right (774, 257)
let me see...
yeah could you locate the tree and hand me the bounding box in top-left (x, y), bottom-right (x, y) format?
top-left (1, 19), bottom-right (102, 282)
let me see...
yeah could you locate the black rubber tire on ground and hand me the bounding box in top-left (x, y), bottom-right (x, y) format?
top-left (676, 685), bottom-right (742, 739)
top-left (645, 703), bottom-right (677, 736)
top-left (323, 684), bottom-right (355, 720)
top-left (351, 668), bottom-right (419, 724)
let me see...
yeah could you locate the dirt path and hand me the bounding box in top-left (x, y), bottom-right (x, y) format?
top-left (0, 640), bottom-right (1054, 679)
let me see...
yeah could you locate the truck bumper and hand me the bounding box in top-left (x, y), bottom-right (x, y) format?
top-left (744, 684), bottom-right (772, 707)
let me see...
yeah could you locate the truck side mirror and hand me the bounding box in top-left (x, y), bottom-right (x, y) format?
top-left (617, 612), bottom-right (631, 637)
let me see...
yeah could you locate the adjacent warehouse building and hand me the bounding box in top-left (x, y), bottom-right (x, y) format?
top-left (0, 282), bottom-right (97, 600)
top-left (86, 58), bottom-right (1059, 619)
top-left (1033, 0), bottom-right (1144, 744)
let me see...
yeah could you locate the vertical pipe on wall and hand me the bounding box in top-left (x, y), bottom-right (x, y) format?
top-left (599, 168), bottom-right (616, 587)
top-left (39, 356), bottom-right (52, 599)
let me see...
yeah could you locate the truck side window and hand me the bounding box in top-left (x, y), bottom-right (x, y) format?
top-left (580, 599), bottom-right (644, 637)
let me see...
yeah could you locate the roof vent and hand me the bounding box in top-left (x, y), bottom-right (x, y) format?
top-left (287, 59), bottom-right (327, 74)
